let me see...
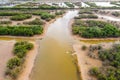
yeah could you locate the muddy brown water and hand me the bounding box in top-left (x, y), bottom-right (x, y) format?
top-left (30, 10), bottom-right (80, 80)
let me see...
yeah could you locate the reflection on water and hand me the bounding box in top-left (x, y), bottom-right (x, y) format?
top-left (30, 10), bottom-right (80, 80)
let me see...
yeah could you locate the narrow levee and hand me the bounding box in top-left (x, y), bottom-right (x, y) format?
top-left (30, 10), bottom-right (80, 80)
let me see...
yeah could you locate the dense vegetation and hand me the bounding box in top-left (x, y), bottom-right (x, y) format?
top-left (10, 14), bottom-right (32, 21)
top-left (55, 11), bottom-right (65, 15)
top-left (6, 41), bottom-right (34, 79)
top-left (32, 11), bottom-right (49, 16)
top-left (0, 25), bottom-right (43, 36)
top-left (79, 10), bottom-right (93, 14)
top-left (23, 18), bottom-right (44, 25)
top-left (32, 11), bottom-right (56, 21)
top-left (75, 14), bottom-right (98, 19)
top-left (89, 43), bottom-right (120, 80)
top-left (0, 21), bottom-right (12, 25)
top-left (39, 4), bottom-right (60, 9)
top-left (0, 12), bottom-right (20, 16)
top-left (41, 12), bottom-right (55, 21)
top-left (72, 20), bottom-right (120, 38)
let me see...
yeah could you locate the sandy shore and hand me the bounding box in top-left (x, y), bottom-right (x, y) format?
top-left (73, 42), bottom-right (102, 80)
top-left (0, 40), bottom-right (15, 80)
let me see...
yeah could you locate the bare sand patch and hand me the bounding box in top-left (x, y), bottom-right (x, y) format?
top-left (0, 40), bottom-right (15, 80)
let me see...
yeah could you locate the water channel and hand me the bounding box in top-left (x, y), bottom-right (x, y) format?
top-left (30, 10), bottom-right (80, 80)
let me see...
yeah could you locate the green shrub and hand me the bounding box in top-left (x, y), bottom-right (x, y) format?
top-left (90, 43), bottom-right (120, 80)
top-left (0, 12), bottom-right (20, 16)
top-left (13, 41), bottom-right (33, 58)
top-left (41, 13), bottom-right (55, 21)
top-left (0, 25), bottom-right (43, 36)
top-left (72, 20), bottom-right (120, 38)
top-left (81, 45), bottom-right (87, 50)
top-left (14, 41), bottom-right (33, 58)
top-left (75, 14), bottom-right (98, 19)
top-left (7, 57), bottom-right (21, 69)
top-left (5, 67), bottom-right (20, 79)
top-left (112, 12), bottom-right (120, 17)
top-left (39, 4), bottom-right (60, 9)
top-left (55, 11), bottom-right (65, 15)
top-left (89, 67), bottom-right (99, 76)
top-left (79, 10), bottom-right (93, 14)
top-left (25, 43), bottom-right (34, 50)
top-left (23, 18), bottom-right (44, 25)
top-left (13, 45), bottom-right (27, 57)
top-left (6, 41), bottom-right (34, 79)
top-left (11, 14), bottom-right (32, 21)
top-left (0, 21), bottom-right (12, 24)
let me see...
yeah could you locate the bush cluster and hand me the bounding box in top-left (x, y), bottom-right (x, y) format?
top-left (23, 18), bottom-right (44, 25)
top-left (39, 4), bottom-right (60, 9)
top-left (0, 25), bottom-right (43, 36)
top-left (55, 11), bottom-right (65, 15)
top-left (6, 41), bottom-right (34, 79)
top-left (0, 12), bottom-right (20, 16)
top-left (41, 13), bottom-right (55, 21)
top-left (75, 14), bottom-right (98, 19)
top-left (0, 21), bottom-right (12, 24)
top-left (89, 43), bottom-right (120, 80)
top-left (33, 11), bottom-right (55, 21)
top-left (11, 14), bottom-right (32, 21)
top-left (79, 10), bottom-right (93, 14)
top-left (32, 11), bottom-right (49, 15)
top-left (112, 12), bottom-right (120, 17)
top-left (72, 20), bottom-right (120, 38)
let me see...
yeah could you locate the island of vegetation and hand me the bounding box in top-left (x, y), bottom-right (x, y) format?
top-left (5, 41), bottom-right (34, 80)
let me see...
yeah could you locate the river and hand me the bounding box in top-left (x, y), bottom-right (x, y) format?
top-left (30, 10), bottom-right (80, 80)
